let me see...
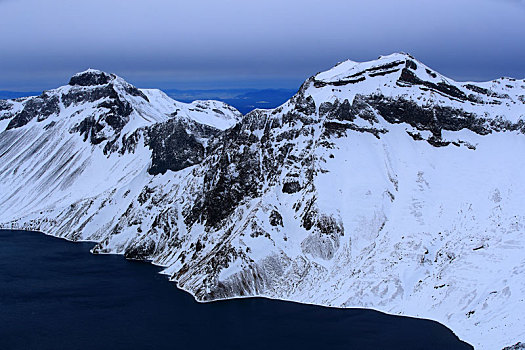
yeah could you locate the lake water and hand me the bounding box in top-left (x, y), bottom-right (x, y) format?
top-left (0, 230), bottom-right (472, 350)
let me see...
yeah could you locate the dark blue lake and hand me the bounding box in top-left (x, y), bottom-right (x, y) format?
top-left (0, 230), bottom-right (472, 350)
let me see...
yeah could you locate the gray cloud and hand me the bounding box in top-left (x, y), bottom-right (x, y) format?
top-left (0, 0), bottom-right (523, 90)
top-left (498, 0), bottom-right (525, 5)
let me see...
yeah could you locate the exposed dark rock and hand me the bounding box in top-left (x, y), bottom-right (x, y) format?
top-left (314, 76), bottom-right (366, 88)
top-left (296, 95), bottom-right (316, 115)
top-left (301, 197), bottom-right (317, 231)
top-left (71, 116), bottom-right (106, 144)
top-left (316, 214), bottom-right (344, 236)
top-left (405, 60), bottom-right (418, 70)
top-left (315, 60), bottom-right (406, 86)
top-left (118, 129), bottom-right (144, 154)
top-left (407, 130), bottom-right (424, 140)
top-left (137, 186), bottom-right (155, 205)
top-left (195, 240), bottom-right (204, 252)
top-left (6, 94), bottom-right (60, 130)
top-left (486, 117), bottom-right (525, 134)
top-left (323, 120), bottom-right (387, 139)
top-left (367, 60), bottom-right (405, 73)
top-left (0, 100), bottom-right (13, 112)
top-left (182, 119), bottom-right (221, 140)
top-left (320, 99), bottom-right (353, 121)
top-left (61, 84), bottom-right (119, 107)
top-left (269, 210), bottom-right (283, 227)
top-left (300, 213), bottom-right (344, 260)
top-left (146, 119), bottom-right (206, 175)
top-left (124, 239), bottom-right (155, 260)
top-left (427, 135), bottom-right (451, 147)
top-left (185, 111), bottom-right (269, 228)
top-left (282, 181), bottom-right (301, 194)
top-left (426, 68), bottom-right (437, 78)
top-left (96, 98), bottom-right (133, 131)
top-left (282, 111), bottom-right (317, 126)
top-left (351, 97), bottom-right (378, 123)
top-left (398, 68), bottom-right (476, 103)
top-left (123, 85), bottom-right (149, 102)
top-left (320, 97), bottom-right (378, 125)
top-left (0, 102), bottom-right (15, 122)
top-left (68, 70), bottom-right (114, 86)
top-left (71, 96), bottom-right (133, 146)
top-left (290, 81), bottom-right (316, 115)
top-left (368, 68), bottom-right (401, 77)
top-left (65, 85), bottom-right (134, 147)
top-left (464, 84), bottom-right (495, 97)
top-left (364, 94), bottom-right (490, 136)
top-left (43, 121), bottom-right (56, 130)
top-left (192, 246), bottom-right (246, 300)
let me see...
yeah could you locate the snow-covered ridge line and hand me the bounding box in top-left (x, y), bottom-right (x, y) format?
top-left (1, 53), bottom-right (525, 350)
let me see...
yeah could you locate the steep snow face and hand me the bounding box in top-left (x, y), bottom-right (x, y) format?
top-left (0, 70), bottom-right (241, 223)
top-left (1, 56), bottom-right (525, 350)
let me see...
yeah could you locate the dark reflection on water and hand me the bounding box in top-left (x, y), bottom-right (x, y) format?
top-left (0, 230), bottom-right (472, 350)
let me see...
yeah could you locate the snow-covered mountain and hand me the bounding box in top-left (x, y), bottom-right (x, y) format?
top-left (1, 54), bottom-right (524, 349)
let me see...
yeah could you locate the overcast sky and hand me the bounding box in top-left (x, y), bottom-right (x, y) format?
top-left (0, 0), bottom-right (524, 91)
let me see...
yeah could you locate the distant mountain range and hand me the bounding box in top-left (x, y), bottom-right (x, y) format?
top-left (1, 54), bottom-right (525, 350)
top-left (0, 91), bottom-right (41, 100)
top-left (164, 88), bottom-right (297, 114)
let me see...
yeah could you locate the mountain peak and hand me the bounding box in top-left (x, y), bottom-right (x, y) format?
top-left (2, 55), bottom-right (525, 350)
top-left (314, 52), bottom-right (426, 85)
top-left (377, 52), bottom-right (416, 60)
top-left (69, 69), bottom-right (116, 87)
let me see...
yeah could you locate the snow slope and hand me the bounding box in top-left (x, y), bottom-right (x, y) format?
top-left (1, 55), bottom-right (525, 349)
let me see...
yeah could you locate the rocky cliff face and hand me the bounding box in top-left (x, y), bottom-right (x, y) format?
top-left (1, 54), bottom-right (524, 350)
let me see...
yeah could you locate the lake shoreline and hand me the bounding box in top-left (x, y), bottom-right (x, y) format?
top-left (0, 229), bottom-right (473, 350)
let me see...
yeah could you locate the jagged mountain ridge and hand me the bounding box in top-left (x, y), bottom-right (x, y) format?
top-left (1, 54), bottom-right (524, 350)
top-left (0, 69), bottom-right (241, 215)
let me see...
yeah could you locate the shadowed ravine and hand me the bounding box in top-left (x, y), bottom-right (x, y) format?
top-left (0, 230), bottom-right (472, 350)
